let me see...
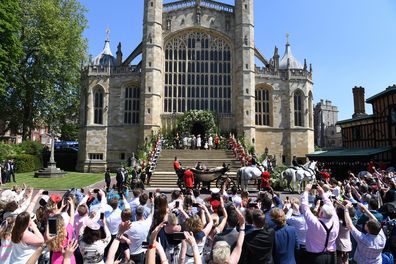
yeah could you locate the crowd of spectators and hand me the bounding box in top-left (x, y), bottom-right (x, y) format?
top-left (0, 166), bottom-right (395, 264)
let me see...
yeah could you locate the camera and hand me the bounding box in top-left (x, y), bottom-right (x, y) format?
top-left (172, 232), bottom-right (186, 240)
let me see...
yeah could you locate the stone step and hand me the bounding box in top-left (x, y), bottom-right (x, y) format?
top-left (151, 149), bottom-right (242, 189)
top-left (159, 150), bottom-right (235, 158)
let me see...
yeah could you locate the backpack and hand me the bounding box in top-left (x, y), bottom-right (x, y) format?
top-left (382, 252), bottom-right (394, 264)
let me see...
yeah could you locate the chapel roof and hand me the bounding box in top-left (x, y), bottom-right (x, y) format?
top-left (92, 29), bottom-right (117, 66)
top-left (279, 35), bottom-right (303, 70)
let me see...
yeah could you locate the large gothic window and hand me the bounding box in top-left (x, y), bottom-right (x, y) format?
top-left (294, 90), bottom-right (304, 126)
top-left (94, 89), bottom-right (104, 124)
top-left (255, 88), bottom-right (271, 126)
top-left (164, 31), bottom-right (232, 113)
top-left (124, 87), bottom-right (140, 124)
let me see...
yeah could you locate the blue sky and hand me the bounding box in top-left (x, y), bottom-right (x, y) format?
top-left (79, 0), bottom-right (396, 121)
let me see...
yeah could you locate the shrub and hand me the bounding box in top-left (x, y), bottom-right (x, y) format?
top-left (13, 154), bottom-right (42, 173)
top-left (17, 140), bottom-right (44, 156)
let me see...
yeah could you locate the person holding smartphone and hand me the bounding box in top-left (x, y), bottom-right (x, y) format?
top-left (179, 204), bottom-right (213, 263)
top-left (9, 211), bottom-right (44, 264)
top-left (47, 197), bottom-right (76, 264)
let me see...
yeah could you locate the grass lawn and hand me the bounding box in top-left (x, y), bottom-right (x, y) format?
top-left (0, 171), bottom-right (103, 190)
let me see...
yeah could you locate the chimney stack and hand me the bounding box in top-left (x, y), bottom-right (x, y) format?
top-left (352, 86), bottom-right (366, 118)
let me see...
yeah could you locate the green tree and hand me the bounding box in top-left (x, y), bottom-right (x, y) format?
top-left (0, 0), bottom-right (87, 139)
top-left (0, 0), bottom-right (22, 94)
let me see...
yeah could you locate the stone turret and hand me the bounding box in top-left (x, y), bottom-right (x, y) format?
top-left (273, 46), bottom-right (279, 70)
top-left (116, 42), bottom-right (122, 65)
top-left (234, 0), bottom-right (256, 145)
top-left (141, 0), bottom-right (163, 139)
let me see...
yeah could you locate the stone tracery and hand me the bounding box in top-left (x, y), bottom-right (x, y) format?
top-left (164, 31), bottom-right (232, 114)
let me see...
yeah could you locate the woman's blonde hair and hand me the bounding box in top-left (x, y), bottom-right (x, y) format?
top-left (47, 214), bottom-right (67, 252)
top-left (184, 215), bottom-right (203, 234)
top-left (212, 241), bottom-right (230, 263)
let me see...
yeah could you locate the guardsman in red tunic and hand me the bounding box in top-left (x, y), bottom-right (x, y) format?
top-left (183, 169), bottom-right (194, 189)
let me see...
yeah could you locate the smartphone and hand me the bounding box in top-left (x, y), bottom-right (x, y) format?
top-left (93, 189), bottom-right (100, 193)
top-left (42, 190), bottom-right (49, 195)
top-left (48, 217), bottom-right (57, 236)
top-left (100, 213), bottom-right (105, 220)
top-left (172, 232), bottom-right (186, 240)
top-left (192, 203), bottom-right (200, 207)
top-left (286, 196), bottom-right (289, 201)
top-left (248, 202), bottom-right (258, 208)
top-left (175, 201), bottom-right (180, 208)
top-left (228, 196), bottom-right (233, 202)
top-left (142, 241), bottom-right (149, 248)
top-left (312, 184), bottom-right (318, 190)
top-left (149, 192), bottom-right (153, 199)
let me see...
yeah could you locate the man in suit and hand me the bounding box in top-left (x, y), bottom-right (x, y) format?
top-left (116, 167), bottom-right (126, 193)
top-left (4, 160), bottom-right (12, 183)
top-left (10, 159), bottom-right (16, 182)
top-left (239, 209), bottom-right (275, 264)
top-left (104, 168), bottom-right (111, 191)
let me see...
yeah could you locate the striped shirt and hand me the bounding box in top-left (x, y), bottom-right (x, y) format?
top-left (351, 226), bottom-right (386, 264)
top-left (0, 238), bottom-right (12, 264)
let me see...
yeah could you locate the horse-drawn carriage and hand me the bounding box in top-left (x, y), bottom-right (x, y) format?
top-left (176, 164), bottom-right (235, 190)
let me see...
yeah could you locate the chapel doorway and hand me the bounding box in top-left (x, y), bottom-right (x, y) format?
top-left (191, 122), bottom-right (205, 136)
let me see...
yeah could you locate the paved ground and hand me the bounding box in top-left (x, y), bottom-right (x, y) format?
top-left (21, 176), bottom-right (299, 202)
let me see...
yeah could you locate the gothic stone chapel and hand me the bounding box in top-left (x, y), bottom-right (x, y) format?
top-left (77, 0), bottom-right (314, 172)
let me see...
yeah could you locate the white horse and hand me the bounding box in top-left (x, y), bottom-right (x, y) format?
top-left (237, 165), bottom-right (263, 191)
top-left (281, 161), bottom-right (317, 193)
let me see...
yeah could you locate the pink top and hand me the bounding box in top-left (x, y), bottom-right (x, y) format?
top-left (301, 192), bottom-right (339, 253)
top-left (51, 223), bottom-right (75, 264)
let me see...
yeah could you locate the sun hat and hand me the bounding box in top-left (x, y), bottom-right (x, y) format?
top-left (83, 217), bottom-right (101, 230)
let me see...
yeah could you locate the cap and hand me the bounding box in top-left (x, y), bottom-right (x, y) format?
top-left (39, 195), bottom-right (50, 207)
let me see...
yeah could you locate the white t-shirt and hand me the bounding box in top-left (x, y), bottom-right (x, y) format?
top-left (126, 215), bottom-right (153, 255)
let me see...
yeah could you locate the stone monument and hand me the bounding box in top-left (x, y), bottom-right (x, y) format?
top-left (35, 134), bottom-right (66, 178)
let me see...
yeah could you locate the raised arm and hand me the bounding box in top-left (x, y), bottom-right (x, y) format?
top-left (200, 204), bottom-right (213, 236)
top-left (184, 231), bottom-right (202, 264)
top-left (216, 197), bottom-right (228, 233)
top-left (122, 194), bottom-right (131, 209)
top-left (229, 208), bottom-right (245, 264)
top-left (26, 189), bottom-right (43, 214)
top-left (105, 221), bottom-right (132, 264)
top-left (145, 222), bottom-right (167, 264)
top-left (300, 184), bottom-right (324, 229)
top-left (68, 197), bottom-right (75, 226)
top-left (358, 202), bottom-right (379, 222)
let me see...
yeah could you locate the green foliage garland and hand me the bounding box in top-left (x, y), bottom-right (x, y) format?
top-left (176, 110), bottom-right (216, 134)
